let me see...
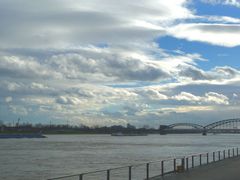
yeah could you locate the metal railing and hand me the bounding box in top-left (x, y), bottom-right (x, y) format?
top-left (47, 147), bottom-right (239, 180)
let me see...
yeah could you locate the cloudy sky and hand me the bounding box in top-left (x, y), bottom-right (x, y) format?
top-left (1, 0), bottom-right (240, 127)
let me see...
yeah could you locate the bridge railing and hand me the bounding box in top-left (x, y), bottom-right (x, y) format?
top-left (47, 147), bottom-right (239, 180)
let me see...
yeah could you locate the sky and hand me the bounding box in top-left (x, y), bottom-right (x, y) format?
top-left (0, 0), bottom-right (240, 127)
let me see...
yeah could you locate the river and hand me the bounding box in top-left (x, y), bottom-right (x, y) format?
top-left (0, 134), bottom-right (239, 180)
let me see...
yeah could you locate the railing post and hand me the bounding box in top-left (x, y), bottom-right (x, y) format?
top-left (173, 159), bottom-right (176, 172)
top-left (218, 151), bottom-right (221, 161)
top-left (107, 170), bottom-right (110, 180)
top-left (237, 148), bottom-right (239, 156)
top-left (186, 157), bottom-right (189, 170)
top-left (199, 154), bottom-right (201, 166)
top-left (213, 152), bottom-right (215, 162)
top-left (207, 153), bottom-right (209, 164)
top-left (128, 166), bottom-right (132, 180)
top-left (192, 156), bottom-right (194, 168)
top-left (228, 149), bottom-right (230, 158)
top-left (79, 174), bottom-right (83, 180)
top-left (146, 163), bottom-right (149, 180)
top-left (161, 161), bottom-right (164, 176)
top-left (233, 148), bottom-right (235, 157)
top-left (223, 150), bottom-right (225, 159)
top-left (182, 158), bottom-right (185, 171)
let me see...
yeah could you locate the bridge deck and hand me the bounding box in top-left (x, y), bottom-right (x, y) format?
top-left (151, 156), bottom-right (240, 180)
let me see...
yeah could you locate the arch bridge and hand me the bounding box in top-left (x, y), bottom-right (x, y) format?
top-left (167, 123), bottom-right (203, 129)
top-left (204, 118), bottom-right (240, 130)
top-left (160, 118), bottom-right (240, 135)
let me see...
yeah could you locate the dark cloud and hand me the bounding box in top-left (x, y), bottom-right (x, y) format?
top-left (48, 53), bottom-right (170, 82)
top-left (178, 65), bottom-right (214, 80)
top-left (0, 56), bottom-right (60, 79)
top-left (178, 65), bottom-right (240, 80)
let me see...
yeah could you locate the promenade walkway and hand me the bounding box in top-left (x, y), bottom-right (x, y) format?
top-left (152, 156), bottom-right (240, 180)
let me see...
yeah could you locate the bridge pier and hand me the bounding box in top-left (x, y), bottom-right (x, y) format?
top-left (202, 128), bottom-right (207, 136)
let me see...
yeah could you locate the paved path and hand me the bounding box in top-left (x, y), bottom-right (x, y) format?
top-left (152, 157), bottom-right (240, 180)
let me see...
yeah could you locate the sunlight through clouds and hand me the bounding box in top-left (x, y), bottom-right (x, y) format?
top-left (0, 0), bottom-right (239, 126)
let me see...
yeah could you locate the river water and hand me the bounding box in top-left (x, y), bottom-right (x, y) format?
top-left (0, 134), bottom-right (239, 180)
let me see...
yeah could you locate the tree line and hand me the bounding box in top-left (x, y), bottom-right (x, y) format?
top-left (0, 121), bottom-right (160, 134)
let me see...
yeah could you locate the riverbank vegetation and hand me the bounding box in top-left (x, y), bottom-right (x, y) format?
top-left (0, 122), bottom-right (159, 134)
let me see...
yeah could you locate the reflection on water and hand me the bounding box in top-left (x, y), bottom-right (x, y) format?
top-left (0, 134), bottom-right (239, 180)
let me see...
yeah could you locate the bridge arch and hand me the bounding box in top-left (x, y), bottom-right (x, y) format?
top-left (168, 123), bottom-right (203, 129)
top-left (204, 118), bottom-right (240, 130)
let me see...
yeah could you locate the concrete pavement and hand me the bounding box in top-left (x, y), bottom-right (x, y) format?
top-left (151, 156), bottom-right (240, 180)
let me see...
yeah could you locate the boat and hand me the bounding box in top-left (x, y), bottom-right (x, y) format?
top-left (0, 133), bottom-right (46, 139)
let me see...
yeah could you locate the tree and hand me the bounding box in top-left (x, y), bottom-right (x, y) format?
top-left (127, 123), bottom-right (136, 129)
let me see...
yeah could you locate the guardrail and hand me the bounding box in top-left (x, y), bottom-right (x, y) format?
top-left (47, 147), bottom-right (239, 180)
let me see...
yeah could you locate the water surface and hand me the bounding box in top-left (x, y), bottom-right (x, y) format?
top-left (0, 134), bottom-right (239, 180)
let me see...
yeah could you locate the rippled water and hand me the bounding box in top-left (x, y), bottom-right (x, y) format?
top-left (0, 134), bottom-right (239, 180)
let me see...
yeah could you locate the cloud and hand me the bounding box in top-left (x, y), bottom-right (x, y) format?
top-left (56, 95), bottom-right (83, 105)
top-left (205, 92), bottom-right (229, 105)
top-left (158, 105), bottom-right (214, 113)
top-left (214, 66), bottom-right (240, 77)
top-left (172, 91), bottom-right (229, 105)
top-left (9, 105), bottom-right (28, 116)
top-left (0, 0), bottom-right (240, 126)
top-left (173, 92), bottom-right (201, 102)
top-left (169, 23), bottom-right (240, 47)
top-left (178, 65), bottom-right (240, 80)
top-left (202, 15), bottom-right (240, 23)
top-left (7, 82), bottom-right (21, 92)
top-left (136, 89), bottom-right (168, 100)
top-left (48, 51), bottom-right (170, 82)
top-left (178, 65), bottom-right (214, 80)
top-left (0, 0), bottom-right (192, 49)
top-left (0, 55), bottom-right (61, 79)
top-left (5, 96), bottom-right (12, 103)
top-left (30, 82), bottom-right (50, 90)
top-left (201, 0), bottom-right (240, 7)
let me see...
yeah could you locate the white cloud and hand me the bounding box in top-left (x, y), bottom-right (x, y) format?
top-left (205, 92), bottom-right (229, 105)
top-left (9, 105), bottom-right (28, 116)
top-left (5, 96), bottom-right (12, 103)
top-left (201, 0), bottom-right (240, 7)
top-left (172, 91), bottom-right (229, 105)
top-left (0, 0), bottom-right (193, 49)
top-left (233, 93), bottom-right (238, 97)
top-left (173, 92), bottom-right (201, 102)
top-left (21, 97), bottom-right (54, 105)
top-left (204, 15), bottom-right (240, 23)
top-left (169, 23), bottom-right (240, 47)
top-left (158, 106), bottom-right (214, 113)
top-left (136, 89), bottom-right (168, 100)
top-left (7, 82), bottom-right (21, 92)
top-left (0, 55), bottom-right (61, 79)
top-left (30, 82), bottom-right (50, 90)
top-left (56, 95), bottom-right (83, 105)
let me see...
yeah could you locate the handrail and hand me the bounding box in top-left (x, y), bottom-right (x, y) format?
top-left (47, 147), bottom-right (239, 180)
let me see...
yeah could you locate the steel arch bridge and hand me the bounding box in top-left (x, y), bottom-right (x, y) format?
top-left (160, 118), bottom-right (240, 134)
top-left (167, 123), bottom-right (204, 129)
top-left (166, 118), bottom-right (240, 130)
top-left (204, 118), bottom-right (240, 130)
